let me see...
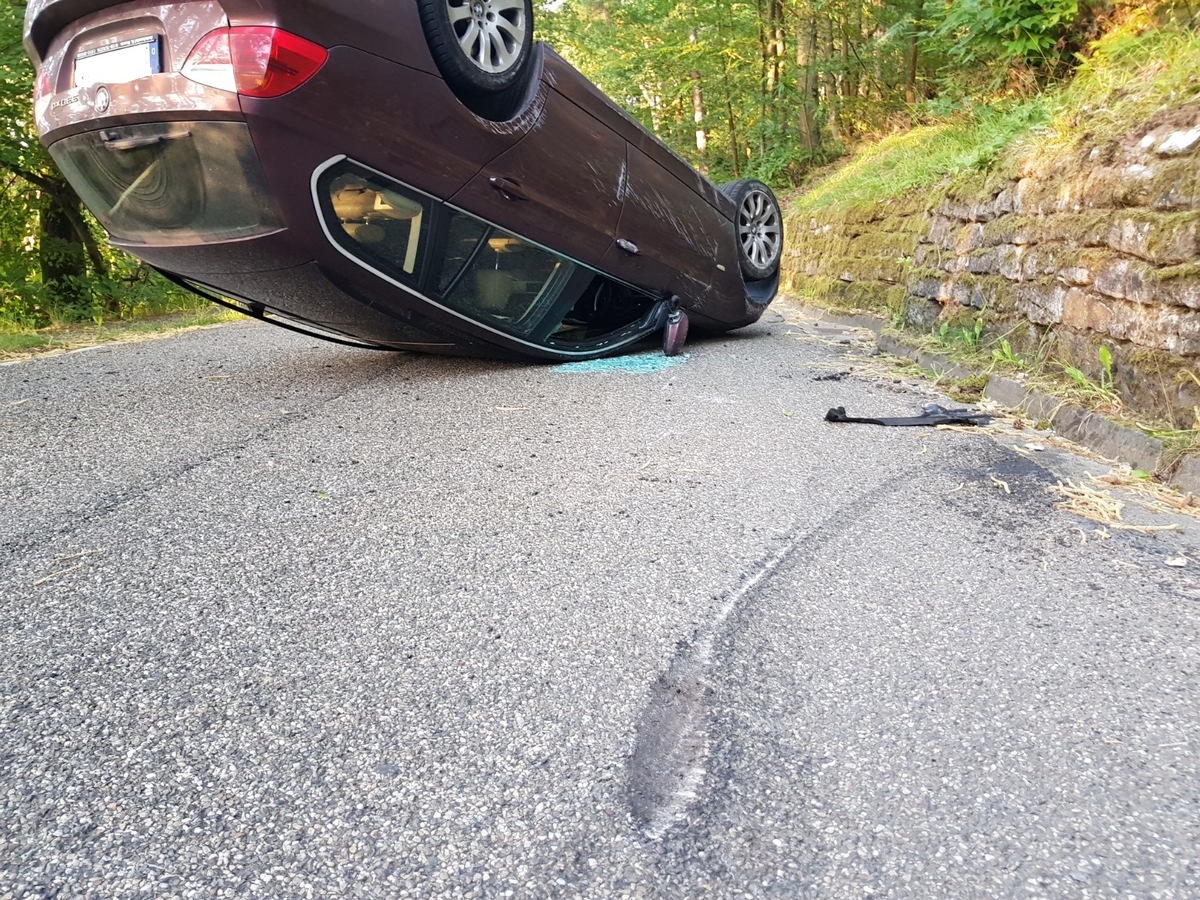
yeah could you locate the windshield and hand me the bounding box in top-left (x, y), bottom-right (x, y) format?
top-left (49, 122), bottom-right (283, 245)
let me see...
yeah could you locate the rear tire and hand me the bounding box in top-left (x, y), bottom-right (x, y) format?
top-left (417, 0), bottom-right (535, 121)
top-left (720, 179), bottom-right (783, 281)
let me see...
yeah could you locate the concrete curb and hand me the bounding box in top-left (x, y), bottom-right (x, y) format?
top-left (876, 334), bottom-right (976, 381)
top-left (982, 375), bottom-right (1167, 474)
top-left (788, 302), bottom-right (1200, 494)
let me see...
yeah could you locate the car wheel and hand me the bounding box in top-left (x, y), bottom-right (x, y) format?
top-left (418, 0), bottom-right (535, 119)
top-left (721, 179), bottom-right (783, 281)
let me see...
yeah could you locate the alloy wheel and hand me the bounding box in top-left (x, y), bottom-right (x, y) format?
top-left (737, 188), bottom-right (782, 271)
top-left (447, 0), bottom-right (528, 75)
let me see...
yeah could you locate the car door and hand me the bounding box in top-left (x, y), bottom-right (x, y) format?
top-left (600, 143), bottom-right (737, 303)
top-left (448, 87), bottom-right (626, 269)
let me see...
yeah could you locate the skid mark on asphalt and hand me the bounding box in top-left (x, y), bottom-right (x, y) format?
top-left (625, 434), bottom-right (1180, 844)
top-left (628, 533), bottom-right (799, 840)
top-left (2, 362), bottom-right (403, 564)
top-left (626, 472), bottom-right (926, 841)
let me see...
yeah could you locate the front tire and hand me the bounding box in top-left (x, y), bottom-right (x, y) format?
top-left (417, 0), bottom-right (535, 120)
top-left (721, 179), bottom-right (783, 281)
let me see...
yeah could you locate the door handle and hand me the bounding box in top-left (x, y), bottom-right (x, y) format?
top-left (489, 176), bottom-right (529, 201)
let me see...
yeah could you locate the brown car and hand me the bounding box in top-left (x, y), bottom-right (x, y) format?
top-left (24, 0), bottom-right (782, 360)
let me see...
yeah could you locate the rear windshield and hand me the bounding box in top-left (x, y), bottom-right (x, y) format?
top-left (48, 122), bottom-right (283, 245)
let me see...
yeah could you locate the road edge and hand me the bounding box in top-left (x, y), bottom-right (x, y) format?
top-left (784, 300), bottom-right (1200, 495)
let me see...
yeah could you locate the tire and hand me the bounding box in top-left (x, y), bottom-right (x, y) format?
top-left (417, 0), bottom-right (535, 120)
top-left (721, 179), bottom-right (783, 281)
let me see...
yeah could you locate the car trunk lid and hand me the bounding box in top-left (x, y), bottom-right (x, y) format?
top-left (30, 0), bottom-right (241, 140)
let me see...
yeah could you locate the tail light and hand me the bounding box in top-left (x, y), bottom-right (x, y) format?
top-left (34, 68), bottom-right (52, 102)
top-left (33, 68), bottom-right (53, 117)
top-left (182, 27), bottom-right (327, 98)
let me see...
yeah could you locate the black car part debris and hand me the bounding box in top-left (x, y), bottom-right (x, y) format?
top-left (825, 404), bottom-right (992, 427)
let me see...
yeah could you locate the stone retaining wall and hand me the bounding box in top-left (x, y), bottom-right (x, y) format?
top-left (782, 105), bottom-right (1200, 427)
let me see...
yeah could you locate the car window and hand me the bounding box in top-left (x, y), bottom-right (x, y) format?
top-left (550, 277), bottom-right (658, 346)
top-left (439, 221), bottom-right (578, 339)
top-left (316, 161), bottom-right (658, 350)
top-left (322, 165), bottom-right (430, 283)
top-left (49, 122), bottom-right (283, 245)
top-left (435, 213), bottom-right (489, 293)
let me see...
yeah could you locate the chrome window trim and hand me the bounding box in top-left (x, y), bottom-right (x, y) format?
top-left (310, 155), bottom-right (656, 357)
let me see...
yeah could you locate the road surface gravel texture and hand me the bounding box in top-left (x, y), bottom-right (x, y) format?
top-left (1, 298), bottom-right (1197, 898)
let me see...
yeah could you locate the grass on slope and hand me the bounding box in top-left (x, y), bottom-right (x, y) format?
top-left (1045, 8), bottom-right (1200, 151)
top-left (788, 10), bottom-right (1200, 220)
top-left (788, 101), bottom-right (1048, 218)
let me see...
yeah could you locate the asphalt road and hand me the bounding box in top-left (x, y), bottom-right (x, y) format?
top-left (2, 301), bottom-right (1198, 898)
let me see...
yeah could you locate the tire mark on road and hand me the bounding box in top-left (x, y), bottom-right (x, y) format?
top-left (0, 363), bottom-right (402, 565)
top-left (626, 471), bottom-right (917, 841)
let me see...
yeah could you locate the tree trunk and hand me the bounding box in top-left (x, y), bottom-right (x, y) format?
top-left (822, 15), bottom-right (842, 141)
top-left (37, 171), bottom-right (114, 310)
top-left (771, 0), bottom-right (785, 100)
top-left (795, 13), bottom-right (820, 155)
top-left (0, 161), bottom-right (110, 285)
top-left (843, 8), bottom-right (858, 101)
top-left (689, 29), bottom-right (707, 160)
top-left (756, 0), bottom-right (770, 157)
top-left (905, 33), bottom-right (919, 105)
top-left (39, 191), bottom-right (86, 286)
top-left (721, 52), bottom-right (740, 176)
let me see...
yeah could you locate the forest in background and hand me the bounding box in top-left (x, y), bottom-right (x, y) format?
top-left (540, 0), bottom-right (1126, 183)
top-left (0, 0), bottom-right (1188, 334)
top-left (1, 1), bottom-right (200, 335)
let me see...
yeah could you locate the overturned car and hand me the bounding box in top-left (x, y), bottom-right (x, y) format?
top-left (24, 0), bottom-right (783, 360)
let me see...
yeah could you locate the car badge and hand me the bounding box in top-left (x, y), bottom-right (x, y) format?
top-left (94, 86), bottom-right (111, 114)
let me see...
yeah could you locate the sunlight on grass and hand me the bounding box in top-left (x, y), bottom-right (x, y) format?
top-left (788, 13), bottom-right (1199, 220)
top-left (788, 101), bottom-right (1048, 217)
top-left (0, 332), bottom-right (55, 354)
top-left (1041, 12), bottom-right (1200, 154)
top-left (0, 307), bottom-right (243, 360)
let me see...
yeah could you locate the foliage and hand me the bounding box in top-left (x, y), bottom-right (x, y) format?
top-left (543, 0), bottom-right (907, 183)
top-left (539, 0), bottom-right (1108, 185)
top-left (931, 0), bottom-right (1081, 73)
top-left (1, 0), bottom-right (45, 324)
top-left (1063, 361), bottom-right (1122, 404)
top-left (1, 0), bottom-right (200, 330)
top-left (1046, 3), bottom-right (1200, 147)
top-left (784, 5), bottom-right (1198, 224)
top-left (785, 98), bottom-right (1047, 216)
top-left (992, 338), bottom-right (1027, 368)
top-left (939, 316), bottom-right (985, 350)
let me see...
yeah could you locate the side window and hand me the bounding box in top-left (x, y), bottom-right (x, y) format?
top-left (315, 162), bottom-right (658, 349)
top-left (320, 163), bottom-right (430, 284)
top-left (435, 213), bottom-right (489, 293)
top-left (550, 277), bottom-right (658, 347)
top-left (438, 215), bottom-right (579, 339)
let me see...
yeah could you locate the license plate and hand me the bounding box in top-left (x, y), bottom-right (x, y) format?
top-left (75, 36), bottom-right (162, 88)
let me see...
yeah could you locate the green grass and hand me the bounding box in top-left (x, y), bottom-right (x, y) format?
top-left (1045, 9), bottom-right (1200, 151)
top-left (787, 100), bottom-right (1048, 217)
top-left (0, 264), bottom-right (214, 332)
top-left (787, 13), bottom-right (1200, 221)
top-left (0, 332), bottom-right (56, 354)
top-left (0, 307), bottom-right (242, 360)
